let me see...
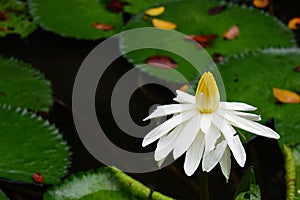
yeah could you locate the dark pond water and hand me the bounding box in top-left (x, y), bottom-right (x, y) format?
top-left (0, 0), bottom-right (299, 199)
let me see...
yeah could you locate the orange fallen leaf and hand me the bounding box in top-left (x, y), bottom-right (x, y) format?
top-left (145, 6), bottom-right (165, 16)
top-left (253, 0), bottom-right (269, 8)
top-left (179, 84), bottom-right (189, 92)
top-left (92, 22), bottom-right (114, 31)
top-left (223, 25), bottom-right (239, 40)
top-left (0, 27), bottom-right (7, 32)
top-left (288, 17), bottom-right (300, 30)
top-left (152, 18), bottom-right (177, 30)
top-left (145, 55), bottom-right (178, 69)
top-left (272, 88), bottom-right (300, 104)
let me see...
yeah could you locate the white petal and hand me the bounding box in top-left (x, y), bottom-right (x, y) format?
top-left (227, 135), bottom-right (246, 167)
top-left (200, 113), bottom-right (212, 133)
top-left (219, 102), bottom-right (257, 111)
top-left (144, 104), bottom-right (195, 121)
top-left (173, 90), bottom-right (195, 104)
top-left (227, 110), bottom-right (261, 121)
top-left (212, 113), bottom-right (236, 140)
top-left (184, 132), bottom-right (205, 176)
top-left (154, 123), bottom-right (185, 161)
top-left (224, 112), bottom-right (280, 139)
top-left (173, 115), bottom-right (202, 159)
top-left (219, 147), bottom-right (231, 180)
top-left (142, 109), bottom-right (197, 147)
top-left (202, 140), bottom-right (227, 172)
top-left (203, 124), bottom-right (221, 156)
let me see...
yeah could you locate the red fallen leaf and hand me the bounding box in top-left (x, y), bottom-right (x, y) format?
top-left (32, 172), bottom-right (44, 185)
top-left (223, 25), bottom-right (239, 40)
top-left (185, 34), bottom-right (217, 48)
top-left (0, 11), bottom-right (7, 21)
top-left (145, 55), bottom-right (178, 69)
top-left (208, 4), bottom-right (227, 15)
top-left (92, 23), bottom-right (114, 31)
top-left (213, 53), bottom-right (224, 63)
top-left (295, 65), bottom-right (300, 72)
top-left (106, 0), bottom-right (128, 13)
top-left (272, 88), bottom-right (300, 104)
top-left (0, 27), bottom-right (8, 32)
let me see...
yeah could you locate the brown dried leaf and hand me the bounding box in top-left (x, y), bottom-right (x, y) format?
top-left (185, 34), bottom-right (217, 48)
top-left (145, 55), bottom-right (178, 69)
top-left (223, 25), bottom-right (240, 40)
top-left (272, 88), bottom-right (300, 104)
top-left (106, 0), bottom-right (128, 13)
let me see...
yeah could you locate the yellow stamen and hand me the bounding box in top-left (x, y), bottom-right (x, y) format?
top-left (195, 72), bottom-right (220, 113)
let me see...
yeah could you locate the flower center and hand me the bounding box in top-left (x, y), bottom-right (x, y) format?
top-left (195, 72), bottom-right (220, 113)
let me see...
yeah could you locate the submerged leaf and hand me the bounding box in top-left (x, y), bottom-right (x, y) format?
top-left (208, 4), bottom-right (227, 15)
top-left (146, 55), bottom-right (178, 69)
top-left (145, 6), bottom-right (165, 16)
top-left (223, 25), bottom-right (240, 40)
top-left (253, 0), bottom-right (269, 9)
top-left (273, 88), bottom-right (300, 104)
top-left (288, 17), bottom-right (300, 30)
top-left (152, 18), bottom-right (177, 30)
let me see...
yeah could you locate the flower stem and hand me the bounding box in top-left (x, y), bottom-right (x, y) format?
top-left (199, 171), bottom-right (209, 200)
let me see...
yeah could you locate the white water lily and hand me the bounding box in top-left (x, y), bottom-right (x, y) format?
top-left (142, 72), bottom-right (280, 179)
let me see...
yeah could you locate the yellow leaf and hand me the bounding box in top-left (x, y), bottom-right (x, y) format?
top-left (272, 88), bottom-right (300, 104)
top-left (288, 17), bottom-right (300, 30)
top-left (145, 6), bottom-right (165, 16)
top-left (152, 18), bottom-right (177, 30)
top-left (252, 0), bottom-right (269, 8)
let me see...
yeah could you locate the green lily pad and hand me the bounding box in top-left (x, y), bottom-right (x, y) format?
top-left (0, 104), bottom-right (70, 184)
top-left (0, 57), bottom-right (53, 112)
top-left (121, 0), bottom-right (296, 83)
top-left (216, 48), bottom-right (300, 145)
top-left (44, 167), bottom-right (174, 200)
top-left (0, 190), bottom-right (8, 200)
top-left (0, 0), bottom-right (37, 38)
top-left (28, 0), bottom-right (123, 39)
top-left (123, 0), bottom-right (167, 14)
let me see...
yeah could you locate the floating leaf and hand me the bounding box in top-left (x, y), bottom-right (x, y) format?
top-left (288, 17), bottom-right (300, 30)
top-left (272, 88), bottom-right (300, 104)
top-left (208, 4), bottom-right (227, 15)
top-left (122, 1), bottom-right (296, 83)
top-left (0, 57), bottom-right (53, 111)
top-left (145, 6), bottom-right (165, 16)
top-left (216, 48), bottom-right (300, 145)
top-left (0, 0), bottom-right (37, 37)
top-left (146, 55), bottom-right (178, 69)
top-left (0, 105), bottom-right (70, 184)
top-left (29, 0), bottom-right (123, 39)
top-left (92, 22), bottom-right (114, 31)
top-left (185, 34), bottom-right (218, 48)
top-left (44, 167), bottom-right (174, 200)
top-left (223, 25), bottom-right (239, 40)
top-left (152, 18), bottom-right (177, 30)
top-left (253, 0), bottom-right (269, 9)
